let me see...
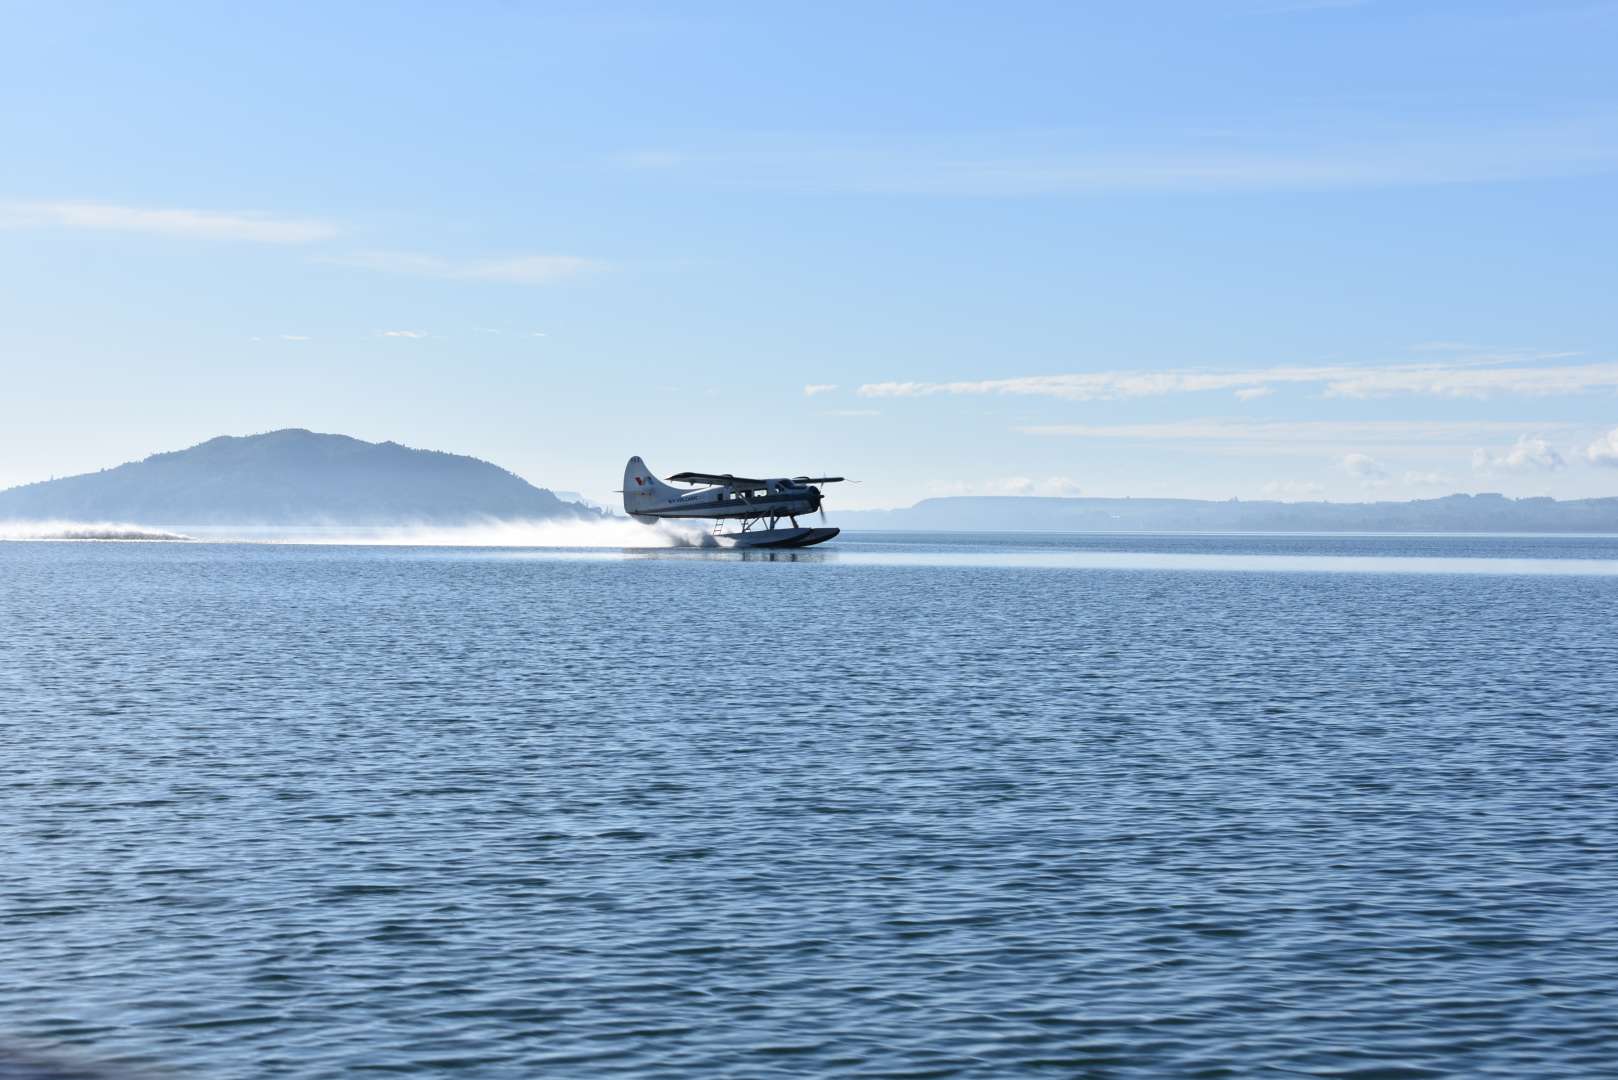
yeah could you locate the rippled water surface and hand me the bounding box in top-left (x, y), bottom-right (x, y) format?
top-left (4, 533), bottom-right (1617, 1078)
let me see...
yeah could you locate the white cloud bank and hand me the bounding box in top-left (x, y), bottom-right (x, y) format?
top-left (1472, 435), bottom-right (1566, 472)
top-left (859, 358), bottom-right (1618, 403)
top-left (1262, 480), bottom-right (1325, 499)
top-left (380, 329), bottom-right (429, 339)
top-left (803, 383), bottom-right (838, 396)
top-left (1586, 427), bottom-right (1618, 467)
top-left (935, 476), bottom-right (1084, 497)
top-left (0, 200), bottom-right (336, 244)
top-left (1342, 452), bottom-right (1389, 488)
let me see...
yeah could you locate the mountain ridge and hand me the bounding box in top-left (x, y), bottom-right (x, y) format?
top-left (833, 493), bottom-right (1618, 533)
top-left (0, 429), bottom-right (598, 525)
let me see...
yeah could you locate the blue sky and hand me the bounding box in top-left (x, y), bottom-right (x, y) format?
top-left (3, 0), bottom-right (1617, 508)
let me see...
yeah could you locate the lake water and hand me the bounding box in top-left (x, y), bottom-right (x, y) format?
top-left (3, 532), bottom-right (1617, 1078)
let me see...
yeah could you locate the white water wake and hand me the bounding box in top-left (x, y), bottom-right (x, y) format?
top-left (0, 520), bottom-right (194, 542)
top-left (209, 517), bottom-right (722, 548)
top-left (0, 517), bottom-right (725, 548)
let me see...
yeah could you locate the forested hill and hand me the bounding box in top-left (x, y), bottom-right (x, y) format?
top-left (834, 493), bottom-right (1618, 533)
top-left (0, 429), bottom-right (599, 525)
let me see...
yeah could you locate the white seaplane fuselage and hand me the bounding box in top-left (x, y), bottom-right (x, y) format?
top-left (622, 456), bottom-right (841, 548)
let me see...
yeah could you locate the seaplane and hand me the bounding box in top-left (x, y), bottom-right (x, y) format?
top-left (622, 456), bottom-right (845, 548)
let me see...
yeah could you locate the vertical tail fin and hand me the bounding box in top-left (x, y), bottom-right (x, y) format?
top-left (623, 456), bottom-right (682, 517)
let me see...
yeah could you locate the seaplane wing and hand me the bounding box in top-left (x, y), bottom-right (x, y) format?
top-left (666, 471), bottom-right (768, 488)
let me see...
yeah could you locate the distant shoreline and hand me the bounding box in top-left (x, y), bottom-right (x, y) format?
top-left (7, 520), bottom-right (1618, 544)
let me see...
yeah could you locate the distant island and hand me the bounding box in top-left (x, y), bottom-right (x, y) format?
top-left (7, 431), bottom-right (1616, 534)
top-left (0, 429), bottom-right (599, 525)
top-left (834, 494), bottom-right (1618, 533)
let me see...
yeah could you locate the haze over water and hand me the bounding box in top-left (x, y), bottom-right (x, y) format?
top-left (4, 533), bottom-right (1617, 1078)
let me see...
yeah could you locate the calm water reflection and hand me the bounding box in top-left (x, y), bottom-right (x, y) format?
top-left (3, 533), bottom-right (1616, 1078)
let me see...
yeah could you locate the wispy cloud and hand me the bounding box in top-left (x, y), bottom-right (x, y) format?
top-left (320, 251), bottom-right (605, 285)
top-left (1234, 386), bottom-right (1274, 400)
top-left (621, 114), bottom-right (1618, 196)
top-left (1324, 361), bottom-right (1611, 398)
top-left (1473, 434), bottom-right (1567, 472)
top-left (823, 409), bottom-right (880, 417)
top-left (0, 200), bottom-right (335, 244)
top-left (1262, 480), bottom-right (1326, 498)
top-left (1403, 470), bottom-right (1455, 487)
top-left (933, 476), bottom-right (1084, 498)
top-left (1587, 427), bottom-right (1618, 467)
top-left (7, 203), bottom-right (609, 286)
top-left (860, 356), bottom-right (1616, 402)
top-left (380, 329), bottom-right (428, 339)
top-left (1342, 452), bottom-right (1390, 488)
top-left (803, 383), bottom-right (838, 396)
top-left (1018, 419), bottom-right (1577, 443)
top-left (280, 334), bottom-right (311, 342)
